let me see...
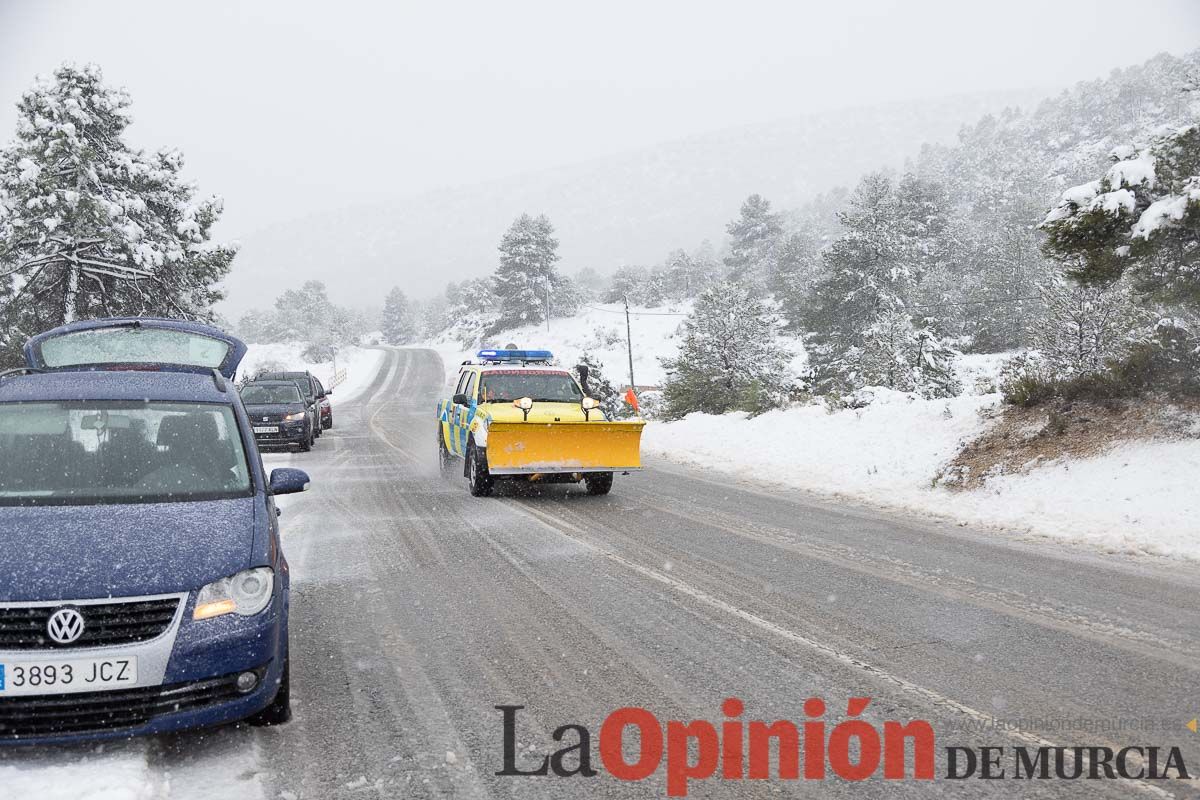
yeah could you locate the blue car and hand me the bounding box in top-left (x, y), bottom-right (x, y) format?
top-left (0, 318), bottom-right (308, 744)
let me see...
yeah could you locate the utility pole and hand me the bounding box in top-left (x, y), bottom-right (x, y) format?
top-left (623, 295), bottom-right (635, 393)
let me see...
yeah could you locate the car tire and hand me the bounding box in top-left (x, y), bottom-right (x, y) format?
top-left (248, 652), bottom-right (291, 726)
top-left (467, 441), bottom-right (494, 497)
top-left (437, 426), bottom-right (455, 477)
top-left (298, 426), bottom-right (312, 452)
top-left (584, 472), bottom-right (614, 496)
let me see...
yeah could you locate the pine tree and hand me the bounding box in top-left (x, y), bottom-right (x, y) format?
top-left (660, 282), bottom-right (792, 419)
top-left (1042, 124), bottom-right (1200, 311)
top-left (856, 311), bottom-right (962, 398)
top-left (445, 277), bottom-right (498, 347)
top-left (804, 172), bottom-right (960, 396)
top-left (0, 64), bottom-right (235, 366)
top-left (574, 353), bottom-right (625, 419)
top-left (1033, 273), bottom-right (1147, 379)
top-left (493, 213), bottom-right (570, 326)
top-left (380, 286), bottom-right (417, 344)
top-left (723, 194), bottom-right (782, 289)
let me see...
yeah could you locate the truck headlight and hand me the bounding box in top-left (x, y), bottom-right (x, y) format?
top-left (193, 567), bottom-right (274, 620)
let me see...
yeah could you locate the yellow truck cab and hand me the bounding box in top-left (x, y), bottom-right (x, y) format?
top-left (436, 349), bottom-right (644, 496)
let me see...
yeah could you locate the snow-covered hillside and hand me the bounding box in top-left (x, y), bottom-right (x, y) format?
top-left (428, 302), bottom-right (693, 388)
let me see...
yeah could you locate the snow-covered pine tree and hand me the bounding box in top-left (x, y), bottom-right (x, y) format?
top-left (0, 64), bottom-right (235, 366)
top-left (660, 281), bottom-right (792, 419)
top-left (857, 311), bottom-right (962, 398)
top-left (444, 276), bottom-right (498, 347)
top-left (723, 194), bottom-right (782, 289)
top-left (493, 213), bottom-right (571, 327)
top-left (770, 230), bottom-right (820, 332)
top-left (803, 172), bottom-right (960, 396)
top-left (574, 353), bottom-right (625, 419)
top-left (1032, 273), bottom-right (1148, 379)
top-left (1042, 125), bottom-right (1200, 312)
top-left (380, 286), bottom-right (417, 344)
top-left (603, 266), bottom-right (649, 304)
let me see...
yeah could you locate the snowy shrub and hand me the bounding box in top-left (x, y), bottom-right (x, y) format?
top-left (998, 352), bottom-right (1055, 407)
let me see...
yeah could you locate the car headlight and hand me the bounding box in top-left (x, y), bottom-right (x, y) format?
top-left (193, 567), bottom-right (275, 620)
top-left (283, 412), bottom-right (306, 422)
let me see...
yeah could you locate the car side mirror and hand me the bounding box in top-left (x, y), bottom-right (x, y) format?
top-left (452, 393), bottom-right (469, 405)
top-left (268, 468), bottom-right (311, 495)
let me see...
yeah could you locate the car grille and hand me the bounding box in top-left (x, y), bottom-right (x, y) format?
top-left (0, 673), bottom-right (244, 739)
top-left (0, 598), bottom-right (180, 650)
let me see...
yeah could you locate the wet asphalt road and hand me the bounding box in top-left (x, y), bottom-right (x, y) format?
top-left (166, 348), bottom-right (1200, 798)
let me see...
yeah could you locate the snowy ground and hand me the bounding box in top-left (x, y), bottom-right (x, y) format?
top-left (426, 300), bottom-right (807, 389)
top-left (426, 301), bottom-right (693, 388)
top-left (238, 342), bottom-right (385, 403)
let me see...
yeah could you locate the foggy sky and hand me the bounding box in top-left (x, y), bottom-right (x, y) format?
top-left (1, 0), bottom-right (1198, 283)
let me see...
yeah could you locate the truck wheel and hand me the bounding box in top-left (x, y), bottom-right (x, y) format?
top-left (584, 472), bottom-right (614, 496)
top-left (437, 426), bottom-right (455, 476)
top-left (467, 441), bottom-right (494, 497)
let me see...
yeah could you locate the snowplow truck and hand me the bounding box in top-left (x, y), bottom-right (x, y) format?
top-left (436, 350), bottom-right (644, 496)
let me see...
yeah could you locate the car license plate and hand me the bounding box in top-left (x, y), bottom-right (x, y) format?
top-left (253, 426), bottom-right (279, 434)
top-left (0, 657), bottom-right (138, 696)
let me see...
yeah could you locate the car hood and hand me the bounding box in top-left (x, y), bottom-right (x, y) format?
top-left (480, 402), bottom-right (594, 423)
top-left (0, 497), bottom-right (257, 602)
top-left (244, 403), bottom-right (306, 416)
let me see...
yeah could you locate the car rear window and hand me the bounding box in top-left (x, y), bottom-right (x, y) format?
top-left (0, 401), bottom-right (252, 506)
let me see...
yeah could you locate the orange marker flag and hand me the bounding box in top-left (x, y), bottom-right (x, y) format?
top-left (624, 387), bottom-right (639, 413)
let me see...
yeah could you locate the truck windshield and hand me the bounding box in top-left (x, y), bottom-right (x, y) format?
top-left (0, 402), bottom-right (252, 506)
top-left (479, 372), bottom-right (582, 403)
top-left (241, 385), bottom-right (302, 405)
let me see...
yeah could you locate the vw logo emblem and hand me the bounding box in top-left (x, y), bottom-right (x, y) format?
top-left (46, 607), bottom-right (85, 645)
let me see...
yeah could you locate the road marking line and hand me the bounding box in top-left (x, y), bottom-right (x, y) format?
top-left (507, 500), bottom-right (1176, 797)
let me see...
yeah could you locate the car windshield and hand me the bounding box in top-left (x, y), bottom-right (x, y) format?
top-left (241, 385), bottom-right (302, 405)
top-left (0, 401), bottom-right (252, 506)
top-left (479, 372), bottom-right (582, 403)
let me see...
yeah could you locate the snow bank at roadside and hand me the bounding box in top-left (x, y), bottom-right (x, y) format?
top-left (239, 343), bottom-right (385, 403)
top-left (0, 750), bottom-right (155, 800)
top-left (644, 392), bottom-right (1200, 560)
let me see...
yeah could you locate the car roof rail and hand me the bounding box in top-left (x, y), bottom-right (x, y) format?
top-left (0, 367), bottom-right (44, 380)
top-left (211, 368), bottom-right (227, 393)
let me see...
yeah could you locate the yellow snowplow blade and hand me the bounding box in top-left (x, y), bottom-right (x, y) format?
top-left (484, 421), bottom-right (645, 475)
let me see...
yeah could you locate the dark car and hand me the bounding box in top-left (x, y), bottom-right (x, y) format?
top-left (314, 376), bottom-right (333, 430)
top-left (255, 371), bottom-right (326, 438)
top-left (0, 317), bottom-right (309, 744)
top-left (240, 380), bottom-right (315, 451)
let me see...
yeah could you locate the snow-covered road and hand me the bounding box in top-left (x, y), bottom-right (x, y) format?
top-left (4, 348), bottom-right (1198, 798)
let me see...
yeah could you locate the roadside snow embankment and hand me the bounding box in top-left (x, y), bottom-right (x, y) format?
top-left (644, 390), bottom-right (1200, 560)
top-left (239, 343), bottom-right (385, 403)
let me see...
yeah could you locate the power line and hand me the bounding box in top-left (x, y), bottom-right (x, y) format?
top-left (581, 304), bottom-right (689, 317)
